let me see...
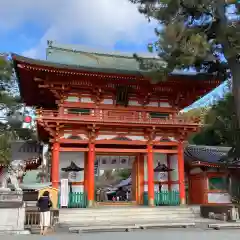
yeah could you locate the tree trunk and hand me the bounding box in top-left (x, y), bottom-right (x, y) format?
top-left (228, 57), bottom-right (240, 125)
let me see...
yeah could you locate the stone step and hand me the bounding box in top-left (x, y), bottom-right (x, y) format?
top-left (60, 210), bottom-right (193, 217)
top-left (68, 222), bottom-right (196, 233)
top-left (59, 208), bottom-right (193, 215)
top-left (60, 219), bottom-right (196, 228)
top-left (60, 215), bottom-right (195, 224)
top-left (60, 212), bottom-right (194, 219)
top-left (59, 212), bottom-right (194, 219)
top-left (59, 207), bottom-right (195, 226)
top-left (59, 218), bottom-right (220, 228)
top-left (60, 206), bottom-right (191, 211)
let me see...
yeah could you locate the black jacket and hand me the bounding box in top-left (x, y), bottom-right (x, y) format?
top-left (37, 196), bottom-right (52, 212)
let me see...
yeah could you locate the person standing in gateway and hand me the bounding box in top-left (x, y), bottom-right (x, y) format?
top-left (37, 191), bottom-right (53, 235)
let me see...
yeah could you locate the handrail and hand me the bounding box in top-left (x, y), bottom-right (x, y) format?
top-left (25, 209), bottom-right (59, 228)
top-left (38, 109), bottom-right (200, 126)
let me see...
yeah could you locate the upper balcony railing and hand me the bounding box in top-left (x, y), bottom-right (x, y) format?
top-left (36, 109), bottom-right (200, 126)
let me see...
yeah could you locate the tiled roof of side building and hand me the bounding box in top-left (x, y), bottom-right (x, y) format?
top-left (184, 144), bottom-right (231, 164)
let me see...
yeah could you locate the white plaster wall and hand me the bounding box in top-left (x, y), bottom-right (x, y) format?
top-left (127, 136), bottom-right (145, 141)
top-left (144, 155), bottom-right (148, 192)
top-left (144, 153), bottom-right (180, 192)
top-left (66, 96), bottom-right (79, 102)
top-left (169, 154), bottom-right (179, 191)
top-left (159, 102), bottom-right (171, 107)
top-left (169, 154), bottom-right (178, 181)
top-left (59, 152), bottom-right (85, 192)
top-left (171, 184), bottom-right (179, 191)
top-left (154, 153), bottom-right (167, 182)
top-left (144, 155), bottom-right (147, 182)
top-left (208, 193), bottom-right (231, 203)
top-left (129, 100), bottom-right (141, 106)
top-left (144, 153), bottom-right (169, 192)
top-left (101, 99), bottom-right (113, 104)
top-left (81, 97), bottom-right (94, 103)
top-left (96, 135), bottom-right (117, 140)
top-left (146, 102), bottom-right (158, 107)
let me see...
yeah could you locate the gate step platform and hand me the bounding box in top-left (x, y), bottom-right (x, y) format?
top-left (59, 206), bottom-right (197, 227)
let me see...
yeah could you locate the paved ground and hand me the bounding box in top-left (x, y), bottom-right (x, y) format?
top-left (3, 228), bottom-right (240, 240)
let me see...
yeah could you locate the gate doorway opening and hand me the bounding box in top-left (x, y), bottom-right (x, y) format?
top-left (93, 154), bottom-right (143, 205)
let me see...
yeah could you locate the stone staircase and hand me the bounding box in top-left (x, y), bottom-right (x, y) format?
top-left (58, 206), bottom-right (197, 227)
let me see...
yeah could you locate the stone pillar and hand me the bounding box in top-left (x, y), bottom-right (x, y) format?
top-left (147, 144), bottom-right (154, 206)
top-left (88, 142), bottom-right (95, 207)
top-left (51, 142), bottom-right (60, 189)
top-left (178, 141), bottom-right (186, 205)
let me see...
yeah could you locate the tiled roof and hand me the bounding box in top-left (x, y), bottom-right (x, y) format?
top-left (46, 41), bottom-right (165, 74)
top-left (184, 145), bottom-right (231, 165)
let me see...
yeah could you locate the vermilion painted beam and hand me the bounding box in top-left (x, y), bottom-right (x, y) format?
top-left (154, 149), bottom-right (178, 153)
top-left (59, 147), bottom-right (89, 152)
top-left (39, 118), bottom-right (199, 129)
top-left (154, 142), bottom-right (178, 146)
top-left (59, 147), bottom-right (178, 153)
top-left (144, 180), bottom-right (179, 184)
top-left (71, 181), bottom-right (84, 185)
top-left (95, 148), bottom-right (147, 153)
top-left (95, 140), bottom-right (147, 145)
top-left (59, 139), bottom-right (88, 144)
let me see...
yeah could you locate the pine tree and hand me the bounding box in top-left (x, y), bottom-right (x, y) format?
top-left (189, 94), bottom-right (238, 148)
top-left (130, 0), bottom-right (240, 161)
top-left (0, 54), bottom-right (35, 164)
top-left (130, 0), bottom-right (240, 98)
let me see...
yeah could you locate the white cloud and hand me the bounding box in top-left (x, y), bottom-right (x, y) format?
top-left (1, 0), bottom-right (156, 58)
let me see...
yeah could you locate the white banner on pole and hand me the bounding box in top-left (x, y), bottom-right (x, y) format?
top-left (60, 179), bottom-right (69, 207)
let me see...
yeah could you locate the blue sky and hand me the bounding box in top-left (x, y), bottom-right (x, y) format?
top-left (0, 0), bottom-right (228, 110)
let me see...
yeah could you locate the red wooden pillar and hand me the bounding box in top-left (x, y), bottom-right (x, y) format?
top-left (52, 142), bottom-right (60, 189)
top-left (147, 144), bottom-right (154, 206)
top-left (88, 143), bottom-right (95, 207)
top-left (178, 141), bottom-right (186, 204)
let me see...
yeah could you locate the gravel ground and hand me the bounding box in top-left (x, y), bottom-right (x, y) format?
top-left (3, 228), bottom-right (240, 240)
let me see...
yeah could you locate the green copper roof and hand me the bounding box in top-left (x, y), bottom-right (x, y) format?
top-left (46, 41), bottom-right (166, 73)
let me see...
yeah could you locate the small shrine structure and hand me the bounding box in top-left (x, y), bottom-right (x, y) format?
top-left (185, 145), bottom-right (240, 204)
top-left (12, 42), bottom-right (221, 207)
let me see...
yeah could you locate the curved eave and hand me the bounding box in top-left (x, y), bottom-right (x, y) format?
top-left (12, 53), bottom-right (222, 108)
top-left (12, 53), bottom-right (221, 82)
top-left (12, 53), bottom-right (145, 80)
top-left (190, 160), bottom-right (222, 168)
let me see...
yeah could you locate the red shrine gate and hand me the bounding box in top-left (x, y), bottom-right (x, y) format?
top-left (12, 44), bottom-right (221, 207)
